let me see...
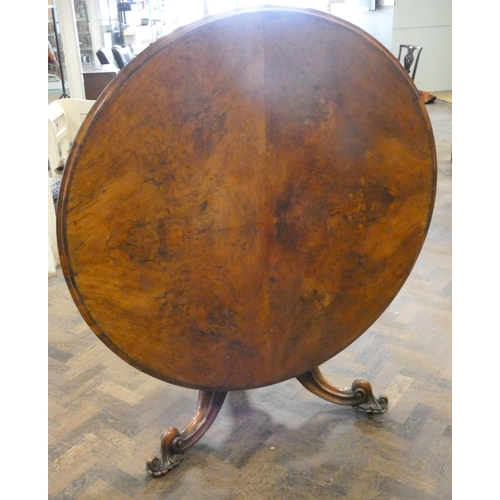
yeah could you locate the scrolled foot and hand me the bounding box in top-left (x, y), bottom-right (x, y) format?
top-left (146, 454), bottom-right (181, 478)
top-left (296, 367), bottom-right (388, 414)
top-left (146, 427), bottom-right (182, 477)
top-left (351, 379), bottom-right (388, 414)
top-left (146, 391), bottom-right (227, 478)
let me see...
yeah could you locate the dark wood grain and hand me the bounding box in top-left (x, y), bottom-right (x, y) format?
top-left (83, 65), bottom-right (118, 100)
top-left (57, 7), bottom-right (436, 391)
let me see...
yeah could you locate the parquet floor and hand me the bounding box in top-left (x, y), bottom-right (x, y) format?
top-left (48, 101), bottom-right (452, 499)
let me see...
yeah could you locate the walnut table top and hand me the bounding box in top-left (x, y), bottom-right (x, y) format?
top-left (57, 7), bottom-right (436, 392)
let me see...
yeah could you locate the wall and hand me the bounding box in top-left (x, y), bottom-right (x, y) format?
top-left (392, 0), bottom-right (452, 91)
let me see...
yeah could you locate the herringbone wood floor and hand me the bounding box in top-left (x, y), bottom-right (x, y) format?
top-left (48, 101), bottom-right (452, 499)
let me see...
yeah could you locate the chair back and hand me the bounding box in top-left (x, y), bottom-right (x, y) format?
top-left (48, 102), bottom-right (70, 178)
top-left (96, 47), bottom-right (114, 66)
top-left (56, 98), bottom-right (95, 141)
top-left (112, 45), bottom-right (133, 69)
top-left (397, 44), bottom-right (423, 81)
top-left (48, 99), bottom-right (96, 178)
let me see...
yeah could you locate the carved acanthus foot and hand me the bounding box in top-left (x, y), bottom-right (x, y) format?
top-left (296, 367), bottom-right (388, 414)
top-left (146, 390), bottom-right (227, 478)
top-left (146, 427), bottom-right (183, 477)
top-left (350, 379), bottom-right (389, 414)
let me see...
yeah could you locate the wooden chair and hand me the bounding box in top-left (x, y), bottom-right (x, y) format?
top-left (397, 44), bottom-right (423, 81)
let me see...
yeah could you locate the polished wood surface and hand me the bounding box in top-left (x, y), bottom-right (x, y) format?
top-left (83, 64), bottom-right (118, 100)
top-left (57, 7), bottom-right (436, 391)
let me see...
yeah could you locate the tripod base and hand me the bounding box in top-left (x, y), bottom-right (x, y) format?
top-left (146, 367), bottom-right (387, 478)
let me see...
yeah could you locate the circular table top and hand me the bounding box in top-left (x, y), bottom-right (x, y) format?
top-left (57, 7), bottom-right (436, 391)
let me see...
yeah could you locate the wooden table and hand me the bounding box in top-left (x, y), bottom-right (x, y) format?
top-left (57, 7), bottom-right (436, 477)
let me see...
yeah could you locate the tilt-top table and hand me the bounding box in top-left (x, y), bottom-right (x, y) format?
top-left (57, 7), bottom-right (436, 477)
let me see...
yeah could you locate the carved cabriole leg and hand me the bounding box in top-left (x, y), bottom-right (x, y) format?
top-left (146, 390), bottom-right (227, 477)
top-left (296, 367), bottom-right (388, 414)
